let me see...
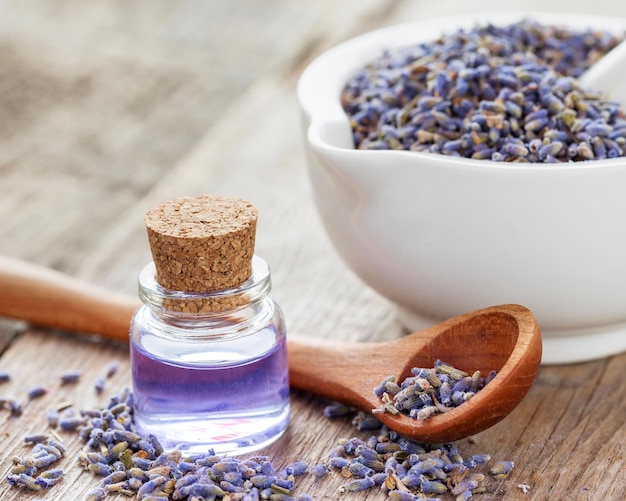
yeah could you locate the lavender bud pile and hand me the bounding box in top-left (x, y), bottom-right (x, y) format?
top-left (5, 387), bottom-right (314, 500)
top-left (321, 408), bottom-right (515, 500)
top-left (73, 390), bottom-right (313, 501)
top-left (7, 434), bottom-right (67, 491)
top-left (373, 360), bottom-right (496, 419)
top-left (341, 20), bottom-right (626, 162)
top-left (4, 365), bottom-right (517, 500)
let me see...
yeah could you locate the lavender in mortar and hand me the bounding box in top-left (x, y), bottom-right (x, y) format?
top-left (342, 19), bottom-right (626, 162)
top-left (373, 359), bottom-right (497, 419)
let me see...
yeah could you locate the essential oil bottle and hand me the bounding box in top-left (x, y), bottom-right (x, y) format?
top-left (130, 195), bottom-right (290, 455)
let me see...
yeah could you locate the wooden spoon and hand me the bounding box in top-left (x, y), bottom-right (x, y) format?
top-left (0, 256), bottom-right (542, 443)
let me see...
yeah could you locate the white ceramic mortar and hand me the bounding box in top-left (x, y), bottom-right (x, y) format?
top-left (298, 12), bottom-right (626, 364)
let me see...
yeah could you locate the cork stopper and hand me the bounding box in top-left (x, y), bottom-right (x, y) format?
top-left (145, 195), bottom-right (258, 293)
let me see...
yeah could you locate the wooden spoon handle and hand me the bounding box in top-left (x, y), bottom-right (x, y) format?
top-left (0, 255), bottom-right (138, 343)
top-left (286, 333), bottom-right (427, 409)
top-left (0, 257), bottom-right (373, 399)
top-left (0, 256), bottom-right (396, 403)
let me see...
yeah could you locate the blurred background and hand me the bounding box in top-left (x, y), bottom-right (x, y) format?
top-left (0, 0), bottom-right (624, 279)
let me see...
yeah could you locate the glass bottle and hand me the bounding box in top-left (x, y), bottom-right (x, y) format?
top-left (130, 196), bottom-right (290, 455)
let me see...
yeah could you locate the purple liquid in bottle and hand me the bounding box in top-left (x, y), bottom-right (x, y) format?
top-left (131, 320), bottom-right (289, 455)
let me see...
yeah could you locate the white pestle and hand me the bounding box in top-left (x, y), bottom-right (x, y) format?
top-left (578, 38), bottom-right (626, 107)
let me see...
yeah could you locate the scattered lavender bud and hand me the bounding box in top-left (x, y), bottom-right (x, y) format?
top-left (344, 476), bottom-right (376, 492)
top-left (23, 433), bottom-right (48, 444)
top-left (33, 453), bottom-right (59, 469)
top-left (147, 433), bottom-right (164, 456)
top-left (456, 490), bottom-right (473, 501)
top-left (105, 362), bottom-right (119, 379)
top-left (250, 474), bottom-right (274, 489)
top-left (285, 460), bottom-right (308, 477)
top-left (101, 470), bottom-right (126, 486)
top-left (353, 411), bottom-right (384, 430)
top-left (46, 408), bottom-right (60, 428)
top-left (329, 457), bottom-right (350, 469)
top-left (60, 371), bottom-right (81, 385)
top-left (348, 461), bottom-right (374, 478)
top-left (47, 438), bottom-right (66, 455)
top-left (126, 476), bottom-right (144, 491)
top-left (323, 402), bottom-right (354, 418)
top-left (85, 487), bottom-right (107, 501)
top-left (491, 460), bottom-right (515, 478)
top-left (8, 398), bottom-right (22, 416)
top-left (39, 467), bottom-right (64, 480)
top-left (27, 386), bottom-right (47, 400)
top-left (470, 453), bottom-right (492, 464)
top-left (0, 371), bottom-right (10, 383)
top-left (388, 491), bottom-right (420, 501)
top-left (10, 461), bottom-right (37, 477)
top-left (7, 473), bottom-right (42, 491)
top-left (454, 476), bottom-right (484, 496)
top-left (58, 417), bottom-right (85, 431)
top-left (93, 377), bottom-right (105, 395)
top-left (310, 463), bottom-right (328, 477)
top-left (266, 493), bottom-right (290, 501)
top-left (88, 463), bottom-right (114, 477)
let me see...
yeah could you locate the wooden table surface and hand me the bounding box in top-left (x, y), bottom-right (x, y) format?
top-left (1, 1), bottom-right (625, 499)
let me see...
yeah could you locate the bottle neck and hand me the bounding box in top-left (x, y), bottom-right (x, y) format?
top-left (137, 255), bottom-right (273, 334)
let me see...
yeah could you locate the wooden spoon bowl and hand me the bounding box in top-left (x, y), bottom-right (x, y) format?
top-left (0, 256), bottom-right (542, 443)
top-left (288, 303), bottom-right (542, 443)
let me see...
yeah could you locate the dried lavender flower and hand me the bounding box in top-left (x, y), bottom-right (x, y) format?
top-left (310, 463), bottom-right (328, 477)
top-left (322, 402), bottom-right (354, 418)
top-left (58, 417), bottom-right (85, 431)
top-left (105, 362), bottom-right (119, 379)
top-left (23, 433), bottom-right (48, 445)
top-left (60, 371), bottom-right (81, 385)
top-left (46, 408), bottom-right (59, 428)
top-left (85, 487), bottom-right (107, 501)
top-left (285, 460), bottom-right (308, 476)
top-left (6, 364), bottom-right (517, 501)
top-left (344, 476), bottom-right (375, 492)
top-left (315, 400), bottom-right (519, 498)
top-left (93, 377), bottom-right (105, 395)
top-left (491, 460), bottom-right (515, 478)
top-left (342, 20), bottom-right (626, 163)
top-left (7, 436), bottom-right (66, 493)
top-left (373, 360), bottom-right (494, 419)
top-left (329, 456), bottom-right (350, 469)
top-left (27, 386), bottom-right (47, 400)
top-left (8, 398), bottom-right (22, 416)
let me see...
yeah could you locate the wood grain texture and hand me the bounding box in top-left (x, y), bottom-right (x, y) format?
top-left (1, 0), bottom-right (626, 499)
